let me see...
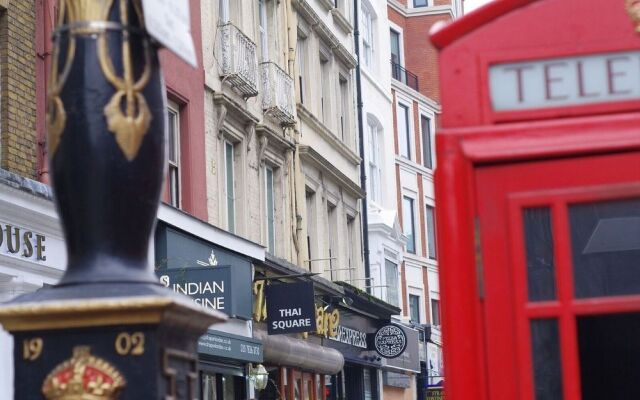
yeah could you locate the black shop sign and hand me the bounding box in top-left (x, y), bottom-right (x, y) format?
top-left (266, 281), bottom-right (317, 335)
top-left (373, 324), bottom-right (408, 359)
top-left (155, 223), bottom-right (253, 319)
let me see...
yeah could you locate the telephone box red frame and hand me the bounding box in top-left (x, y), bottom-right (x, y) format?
top-left (431, 1), bottom-right (640, 399)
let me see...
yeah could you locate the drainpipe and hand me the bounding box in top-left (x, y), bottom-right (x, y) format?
top-left (353, 0), bottom-right (371, 292)
top-left (284, 0), bottom-right (308, 267)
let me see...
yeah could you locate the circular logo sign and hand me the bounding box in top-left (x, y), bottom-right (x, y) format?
top-left (373, 324), bottom-right (407, 359)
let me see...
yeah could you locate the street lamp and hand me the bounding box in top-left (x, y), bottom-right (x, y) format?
top-left (249, 364), bottom-right (270, 391)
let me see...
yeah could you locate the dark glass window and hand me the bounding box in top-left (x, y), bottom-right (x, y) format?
top-left (403, 197), bottom-right (416, 254)
top-left (414, 0), bottom-right (428, 7)
top-left (426, 205), bottom-right (437, 260)
top-left (390, 30), bottom-right (401, 65)
top-left (409, 294), bottom-right (420, 323)
top-left (421, 115), bottom-right (433, 169)
top-left (578, 312), bottom-right (640, 400)
top-left (530, 319), bottom-right (563, 400)
top-left (431, 298), bottom-right (440, 326)
top-left (523, 207), bottom-right (556, 301)
top-left (569, 198), bottom-right (640, 298)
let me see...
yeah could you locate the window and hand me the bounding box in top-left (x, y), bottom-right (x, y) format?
top-left (320, 53), bottom-right (330, 124)
top-left (426, 205), bottom-right (437, 260)
top-left (258, 0), bottom-right (269, 61)
top-left (339, 75), bottom-right (348, 141)
top-left (421, 115), bottom-right (433, 169)
top-left (367, 121), bottom-right (381, 203)
top-left (409, 294), bottom-right (421, 323)
top-left (265, 166), bottom-right (275, 254)
top-left (167, 104), bottom-right (180, 208)
top-left (306, 190), bottom-right (316, 264)
top-left (347, 215), bottom-right (356, 282)
top-left (385, 260), bottom-right (399, 306)
top-left (390, 29), bottom-right (401, 79)
top-left (219, 0), bottom-right (229, 23)
top-left (361, 5), bottom-right (374, 68)
top-left (431, 298), bottom-right (441, 326)
top-left (414, 0), bottom-right (428, 7)
top-left (397, 103), bottom-right (411, 159)
top-left (296, 34), bottom-right (307, 103)
top-left (327, 203), bottom-right (338, 280)
top-left (224, 141), bottom-right (235, 233)
top-left (403, 196), bottom-right (416, 254)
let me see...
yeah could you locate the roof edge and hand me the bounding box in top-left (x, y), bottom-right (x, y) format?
top-left (430, 0), bottom-right (539, 49)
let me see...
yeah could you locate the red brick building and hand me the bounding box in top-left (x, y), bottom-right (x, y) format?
top-left (386, 0), bottom-right (462, 398)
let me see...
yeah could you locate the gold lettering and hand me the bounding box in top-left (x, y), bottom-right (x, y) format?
top-left (253, 281), bottom-right (267, 322)
top-left (23, 338), bottom-right (43, 361)
top-left (115, 332), bottom-right (145, 356)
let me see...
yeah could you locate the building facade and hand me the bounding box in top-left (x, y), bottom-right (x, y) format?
top-left (385, 0), bottom-right (463, 398)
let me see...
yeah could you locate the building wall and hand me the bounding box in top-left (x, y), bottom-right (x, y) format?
top-left (201, 0), bottom-right (298, 263)
top-left (0, 0), bottom-right (37, 179)
top-left (386, 0), bottom-right (462, 388)
top-left (293, 0), bottom-right (366, 285)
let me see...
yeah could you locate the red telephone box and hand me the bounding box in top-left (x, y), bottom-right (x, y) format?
top-left (431, 1), bottom-right (640, 400)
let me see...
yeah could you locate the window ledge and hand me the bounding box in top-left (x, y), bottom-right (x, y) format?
top-left (297, 103), bottom-right (361, 166)
top-left (318, 0), bottom-right (334, 11)
top-left (331, 9), bottom-right (353, 34)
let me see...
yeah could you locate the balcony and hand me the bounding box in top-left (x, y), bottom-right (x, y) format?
top-left (260, 61), bottom-right (296, 125)
top-left (219, 22), bottom-right (259, 98)
top-left (391, 60), bottom-right (420, 92)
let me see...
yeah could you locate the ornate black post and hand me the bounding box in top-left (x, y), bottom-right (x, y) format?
top-left (0, 1), bottom-right (225, 399)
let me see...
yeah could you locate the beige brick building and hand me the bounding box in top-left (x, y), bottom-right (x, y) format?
top-left (0, 0), bottom-right (38, 178)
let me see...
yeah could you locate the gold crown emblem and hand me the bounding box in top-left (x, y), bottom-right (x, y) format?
top-left (42, 346), bottom-right (126, 400)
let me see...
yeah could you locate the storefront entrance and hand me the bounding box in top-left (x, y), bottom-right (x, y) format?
top-left (201, 371), bottom-right (246, 400)
top-left (476, 152), bottom-right (640, 400)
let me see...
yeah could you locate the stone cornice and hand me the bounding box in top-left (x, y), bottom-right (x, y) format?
top-left (297, 104), bottom-right (361, 166)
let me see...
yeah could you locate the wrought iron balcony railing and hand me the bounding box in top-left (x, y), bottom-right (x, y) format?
top-left (391, 60), bottom-right (419, 92)
top-left (260, 61), bottom-right (296, 125)
top-left (219, 22), bottom-right (259, 97)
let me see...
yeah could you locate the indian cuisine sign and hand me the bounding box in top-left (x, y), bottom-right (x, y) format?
top-left (489, 50), bottom-right (640, 111)
top-left (266, 281), bottom-right (317, 335)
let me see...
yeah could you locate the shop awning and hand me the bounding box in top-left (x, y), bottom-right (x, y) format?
top-left (254, 329), bottom-right (344, 375)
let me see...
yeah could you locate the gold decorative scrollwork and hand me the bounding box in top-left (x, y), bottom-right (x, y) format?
top-left (47, 0), bottom-right (152, 161)
top-left (99, 0), bottom-right (152, 161)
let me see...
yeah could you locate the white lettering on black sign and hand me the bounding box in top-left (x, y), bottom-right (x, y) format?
top-left (161, 275), bottom-right (226, 311)
top-left (270, 308), bottom-right (313, 332)
top-left (329, 325), bottom-right (368, 349)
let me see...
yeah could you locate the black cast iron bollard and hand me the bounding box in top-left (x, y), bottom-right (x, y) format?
top-left (0, 1), bottom-right (226, 399)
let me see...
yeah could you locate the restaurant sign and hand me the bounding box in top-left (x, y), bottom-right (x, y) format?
top-left (266, 281), bottom-right (317, 335)
top-left (373, 324), bottom-right (408, 359)
top-left (329, 325), bottom-right (368, 349)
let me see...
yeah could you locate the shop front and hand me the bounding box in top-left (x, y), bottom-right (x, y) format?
top-left (0, 170), bottom-right (66, 399)
top-left (381, 324), bottom-right (421, 400)
top-left (154, 215), bottom-right (265, 399)
top-left (252, 255), bottom-right (346, 400)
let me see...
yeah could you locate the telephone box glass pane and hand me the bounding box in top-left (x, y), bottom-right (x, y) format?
top-left (578, 312), bottom-right (640, 400)
top-left (523, 208), bottom-right (557, 301)
top-left (530, 319), bottom-right (563, 400)
top-left (569, 198), bottom-right (640, 298)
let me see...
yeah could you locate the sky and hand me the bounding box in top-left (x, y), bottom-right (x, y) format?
top-left (464, 0), bottom-right (495, 13)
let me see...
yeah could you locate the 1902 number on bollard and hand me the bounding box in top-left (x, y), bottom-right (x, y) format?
top-left (115, 332), bottom-right (145, 356)
top-left (23, 338), bottom-right (43, 361)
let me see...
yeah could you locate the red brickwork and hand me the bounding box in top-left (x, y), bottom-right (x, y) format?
top-left (388, 6), bottom-right (453, 102)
